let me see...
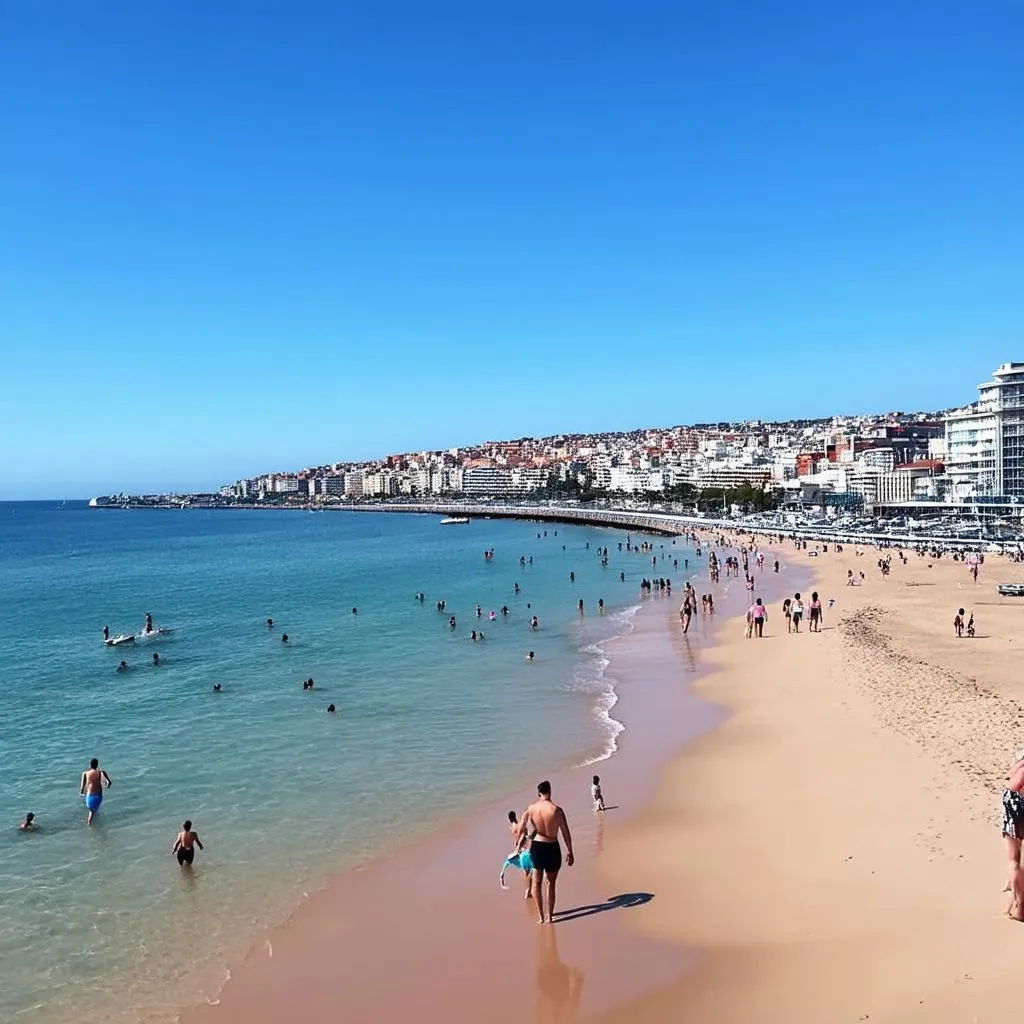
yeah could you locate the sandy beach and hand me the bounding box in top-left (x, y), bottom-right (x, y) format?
top-left (175, 534), bottom-right (1024, 1024)
top-left (598, 537), bottom-right (1024, 1023)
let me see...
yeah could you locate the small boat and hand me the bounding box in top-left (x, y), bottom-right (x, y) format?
top-left (998, 583), bottom-right (1024, 597)
top-left (104, 634), bottom-right (136, 647)
top-left (440, 516), bottom-right (470, 525)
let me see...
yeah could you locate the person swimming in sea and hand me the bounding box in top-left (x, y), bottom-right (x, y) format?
top-left (449, 616), bottom-right (457, 631)
top-left (212, 683), bottom-right (222, 692)
top-left (117, 660), bottom-right (129, 673)
top-left (530, 616), bottom-right (539, 630)
top-left (152, 652), bottom-right (160, 666)
top-left (171, 819), bottom-right (204, 867)
top-left (327, 703), bottom-right (336, 713)
top-left (266, 618), bottom-right (273, 628)
top-left (470, 630), bottom-right (478, 641)
top-left (281, 634), bottom-right (289, 643)
top-left (19, 812), bottom-right (35, 832)
top-left (527, 651), bottom-right (535, 661)
top-left (351, 608), bottom-right (357, 615)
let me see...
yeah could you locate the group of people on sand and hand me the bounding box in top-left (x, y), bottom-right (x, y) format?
top-left (503, 775), bottom-right (609, 924)
top-left (18, 757), bottom-right (205, 871)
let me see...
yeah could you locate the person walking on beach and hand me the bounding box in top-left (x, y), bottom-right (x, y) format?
top-left (517, 781), bottom-right (574, 925)
top-left (749, 598), bottom-right (767, 638)
top-left (80, 758), bottom-right (111, 825)
top-left (791, 594), bottom-right (804, 633)
top-left (1003, 753), bottom-right (1024, 919)
top-left (809, 592), bottom-right (823, 633)
top-left (171, 819), bottom-right (204, 868)
top-left (591, 775), bottom-right (606, 812)
top-left (507, 810), bottom-right (534, 899)
top-left (954, 608), bottom-right (965, 638)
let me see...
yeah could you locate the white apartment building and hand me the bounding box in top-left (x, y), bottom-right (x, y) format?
top-left (344, 471), bottom-right (364, 498)
top-left (946, 363), bottom-right (1024, 499)
top-left (463, 467), bottom-right (513, 496)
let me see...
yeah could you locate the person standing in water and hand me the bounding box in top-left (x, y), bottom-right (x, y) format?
top-left (80, 758), bottom-right (111, 825)
top-left (171, 819), bottom-right (204, 867)
top-left (144, 612), bottom-right (153, 634)
top-left (516, 780), bottom-right (574, 925)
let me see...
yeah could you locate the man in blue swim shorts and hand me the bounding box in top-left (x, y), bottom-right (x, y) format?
top-left (80, 758), bottom-right (112, 826)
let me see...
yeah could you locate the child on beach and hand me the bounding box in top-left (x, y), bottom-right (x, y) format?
top-left (954, 608), bottom-right (965, 638)
top-left (502, 810), bottom-right (534, 897)
top-left (967, 613), bottom-right (976, 638)
top-left (782, 598), bottom-right (792, 633)
top-left (591, 775), bottom-right (606, 812)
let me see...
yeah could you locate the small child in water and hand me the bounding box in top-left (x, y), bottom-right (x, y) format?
top-left (19, 812), bottom-right (35, 831)
top-left (591, 775), bottom-right (606, 812)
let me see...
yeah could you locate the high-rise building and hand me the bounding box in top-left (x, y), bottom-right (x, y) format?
top-left (945, 363), bottom-right (1024, 499)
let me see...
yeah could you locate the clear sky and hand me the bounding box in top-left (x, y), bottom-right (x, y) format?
top-left (1, 1), bottom-right (1022, 498)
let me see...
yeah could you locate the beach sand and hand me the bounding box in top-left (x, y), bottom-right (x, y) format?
top-left (597, 539), bottom-right (1024, 1023)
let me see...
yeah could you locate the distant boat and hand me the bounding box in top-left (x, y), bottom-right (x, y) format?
top-left (440, 516), bottom-right (470, 525)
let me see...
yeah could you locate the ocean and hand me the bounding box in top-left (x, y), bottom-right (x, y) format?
top-left (0, 502), bottom-right (692, 1024)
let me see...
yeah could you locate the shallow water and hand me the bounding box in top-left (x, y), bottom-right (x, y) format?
top-left (0, 503), bottom-right (691, 1024)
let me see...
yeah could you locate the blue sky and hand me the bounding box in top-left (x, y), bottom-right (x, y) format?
top-left (1, 1), bottom-right (1022, 498)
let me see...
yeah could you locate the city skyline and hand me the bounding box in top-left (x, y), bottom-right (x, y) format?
top-left (3, 2), bottom-right (1022, 499)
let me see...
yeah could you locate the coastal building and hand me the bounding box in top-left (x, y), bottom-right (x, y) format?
top-left (945, 362), bottom-right (1024, 499)
top-left (463, 467), bottom-right (514, 497)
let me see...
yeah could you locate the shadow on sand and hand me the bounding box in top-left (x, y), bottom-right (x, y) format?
top-left (554, 891), bottom-right (654, 923)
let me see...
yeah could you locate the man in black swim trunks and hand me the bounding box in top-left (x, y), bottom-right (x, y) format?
top-left (171, 819), bottom-right (204, 867)
top-left (517, 780), bottom-right (574, 924)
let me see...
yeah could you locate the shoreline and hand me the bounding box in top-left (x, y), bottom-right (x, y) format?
top-left (87, 499), bottom-right (1020, 552)
top-left (177, 536), bottom-right (802, 1022)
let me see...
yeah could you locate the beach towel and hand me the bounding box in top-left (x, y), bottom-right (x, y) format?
top-left (499, 849), bottom-right (534, 889)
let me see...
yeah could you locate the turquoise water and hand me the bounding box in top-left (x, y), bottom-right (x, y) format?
top-left (0, 503), bottom-right (690, 1024)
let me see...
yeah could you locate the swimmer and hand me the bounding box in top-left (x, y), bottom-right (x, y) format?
top-left (327, 703), bottom-right (336, 713)
top-left (531, 616), bottom-right (539, 630)
top-left (144, 612), bottom-right (153, 634)
top-left (80, 758), bottom-right (111, 825)
top-left (620, 571), bottom-right (625, 582)
top-left (281, 634), bottom-right (289, 643)
top-left (577, 599), bottom-right (584, 615)
top-left (489, 611), bottom-right (496, 621)
top-left (117, 660), bottom-right (128, 672)
top-left (19, 812), bottom-right (35, 832)
top-left (527, 651), bottom-right (535, 661)
top-left (152, 652), bottom-right (160, 666)
top-left (570, 572), bottom-right (575, 583)
top-left (102, 625), bottom-right (109, 642)
top-left (471, 630), bottom-right (478, 641)
top-left (171, 819), bottom-right (204, 867)
top-left (598, 598), bottom-right (604, 613)
top-left (476, 605), bottom-right (482, 618)
top-left (266, 618), bottom-right (273, 628)
top-left (449, 616), bottom-right (457, 631)
top-left (212, 683), bottom-right (222, 692)
top-left (351, 608), bottom-right (357, 615)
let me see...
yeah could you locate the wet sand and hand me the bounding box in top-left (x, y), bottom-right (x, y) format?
top-left (179, 547), bottom-right (800, 1023)
top-left (598, 540), bottom-right (1024, 1023)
